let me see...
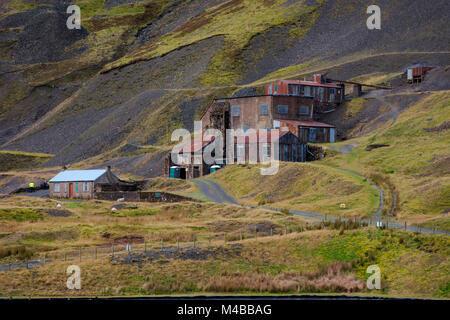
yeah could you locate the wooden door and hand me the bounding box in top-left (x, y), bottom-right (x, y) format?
top-left (69, 183), bottom-right (73, 198)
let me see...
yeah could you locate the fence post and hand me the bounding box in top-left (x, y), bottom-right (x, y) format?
top-left (112, 244), bottom-right (114, 258)
top-left (64, 253), bottom-right (67, 261)
top-left (160, 239), bottom-right (163, 251)
top-left (404, 221), bottom-right (407, 231)
top-left (44, 253), bottom-right (47, 265)
top-left (95, 247), bottom-right (97, 259)
top-left (177, 239), bottom-right (180, 250)
top-left (8, 263), bottom-right (11, 271)
top-left (144, 242), bottom-right (147, 252)
top-left (240, 230), bottom-right (242, 241)
top-left (270, 228), bottom-right (273, 237)
top-left (26, 259), bottom-right (28, 269)
top-left (79, 248), bottom-right (82, 262)
top-left (224, 233), bottom-right (226, 244)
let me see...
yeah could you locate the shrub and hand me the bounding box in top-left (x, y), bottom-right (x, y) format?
top-left (0, 245), bottom-right (34, 260)
top-left (0, 208), bottom-right (44, 221)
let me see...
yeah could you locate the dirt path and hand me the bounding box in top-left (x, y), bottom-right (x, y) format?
top-left (328, 142), bottom-right (359, 154)
top-left (374, 97), bottom-right (400, 125)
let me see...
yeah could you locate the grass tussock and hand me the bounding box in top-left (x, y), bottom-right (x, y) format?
top-left (0, 208), bottom-right (44, 222)
top-left (0, 245), bottom-right (33, 260)
top-left (204, 262), bottom-right (364, 293)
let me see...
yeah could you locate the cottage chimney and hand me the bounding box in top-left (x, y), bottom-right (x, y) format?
top-left (313, 74), bottom-right (322, 83)
top-left (106, 165), bottom-right (111, 172)
top-left (62, 165), bottom-right (67, 171)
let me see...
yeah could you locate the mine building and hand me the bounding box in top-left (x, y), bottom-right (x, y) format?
top-left (166, 76), bottom-right (342, 178)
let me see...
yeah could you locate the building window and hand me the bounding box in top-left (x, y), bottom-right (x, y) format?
top-left (75, 183), bottom-right (79, 192)
top-left (54, 183), bottom-right (60, 192)
top-left (177, 153), bottom-right (190, 165)
top-left (82, 182), bottom-right (89, 192)
top-left (302, 85), bottom-right (311, 97)
top-left (263, 143), bottom-right (271, 159)
top-left (231, 105), bottom-right (240, 117)
top-left (236, 144), bottom-right (245, 162)
top-left (277, 105), bottom-right (288, 114)
top-left (274, 85), bottom-right (278, 93)
top-left (288, 84), bottom-right (299, 95)
top-left (284, 144), bottom-right (289, 161)
top-left (260, 104), bottom-right (268, 115)
top-left (64, 183), bottom-right (67, 192)
top-left (299, 106), bottom-right (309, 115)
top-left (268, 84), bottom-right (272, 94)
top-left (309, 128), bottom-right (317, 142)
top-left (319, 87), bottom-right (325, 101)
top-left (329, 88), bottom-right (335, 102)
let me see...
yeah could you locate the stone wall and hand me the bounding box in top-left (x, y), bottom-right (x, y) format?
top-left (95, 191), bottom-right (197, 202)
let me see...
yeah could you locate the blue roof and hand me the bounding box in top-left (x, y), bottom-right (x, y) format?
top-left (49, 170), bottom-right (107, 182)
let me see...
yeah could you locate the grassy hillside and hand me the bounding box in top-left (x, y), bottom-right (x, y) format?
top-left (205, 90), bottom-right (449, 231)
top-left (0, 150), bottom-right (53, 171)
top-left (1, 0), bottom-right (449, 169)
top-left (211, 163), bottom-right (379, 219)
top-left (321, 91), bottom-right (450, 230)
top-left (0, 195), bottom-right (448, 298)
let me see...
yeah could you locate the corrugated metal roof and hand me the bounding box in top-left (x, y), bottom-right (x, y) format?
top-left (277, 79), bottom-right (342, 89)
top-left (278, 119), bottom-right (335, 128)
top-left (49, 170), bottom-right (107, 182)
top-left (178, 136), bottom-right (215, 153)
top-left (239, 131), bottom-right (289, 144)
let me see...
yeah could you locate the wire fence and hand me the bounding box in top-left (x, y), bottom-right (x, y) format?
top-left (0, 218), bottom-right (447, 272)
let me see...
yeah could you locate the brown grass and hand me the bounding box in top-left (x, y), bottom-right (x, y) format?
top-left (204, 261), bottom-right (364, 293)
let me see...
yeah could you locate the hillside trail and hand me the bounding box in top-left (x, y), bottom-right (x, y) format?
top-left (191, 178), bottom-right (446, 235)
top-left (0, 80), bottom-right (91, 148)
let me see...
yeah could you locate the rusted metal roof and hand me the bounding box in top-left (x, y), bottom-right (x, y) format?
top-left (239, 131), bottom-right (289, 144)
top-left (178, 136), bottom-right (215, 153)
top-left (278, 119), bottom-right (335, 128)
top-left (277, 79), bottom-right (342, 89)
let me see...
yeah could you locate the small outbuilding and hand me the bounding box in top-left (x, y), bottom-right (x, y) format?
top-left (49, 167), bottom-right (125, 199)
top-left (277, 119), bottom-right (336, 143)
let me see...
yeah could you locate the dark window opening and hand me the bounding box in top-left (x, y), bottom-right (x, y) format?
top-left (179, 168), bottom-right (187, 179)
top-left (260, 104), bottom-right (268, 115)
top-left (231, 105), bottom-right (240, 117)
top-left (278, 105), bottom-right (288, 114)
top-left (299, 106), bottom-right (309, 115)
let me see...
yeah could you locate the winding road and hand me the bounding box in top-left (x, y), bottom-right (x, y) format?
top-left (190, 178), bottom-right (447, 236)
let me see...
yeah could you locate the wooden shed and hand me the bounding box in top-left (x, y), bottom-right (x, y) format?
top-left (277, 119), bottom-right (336, 143)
